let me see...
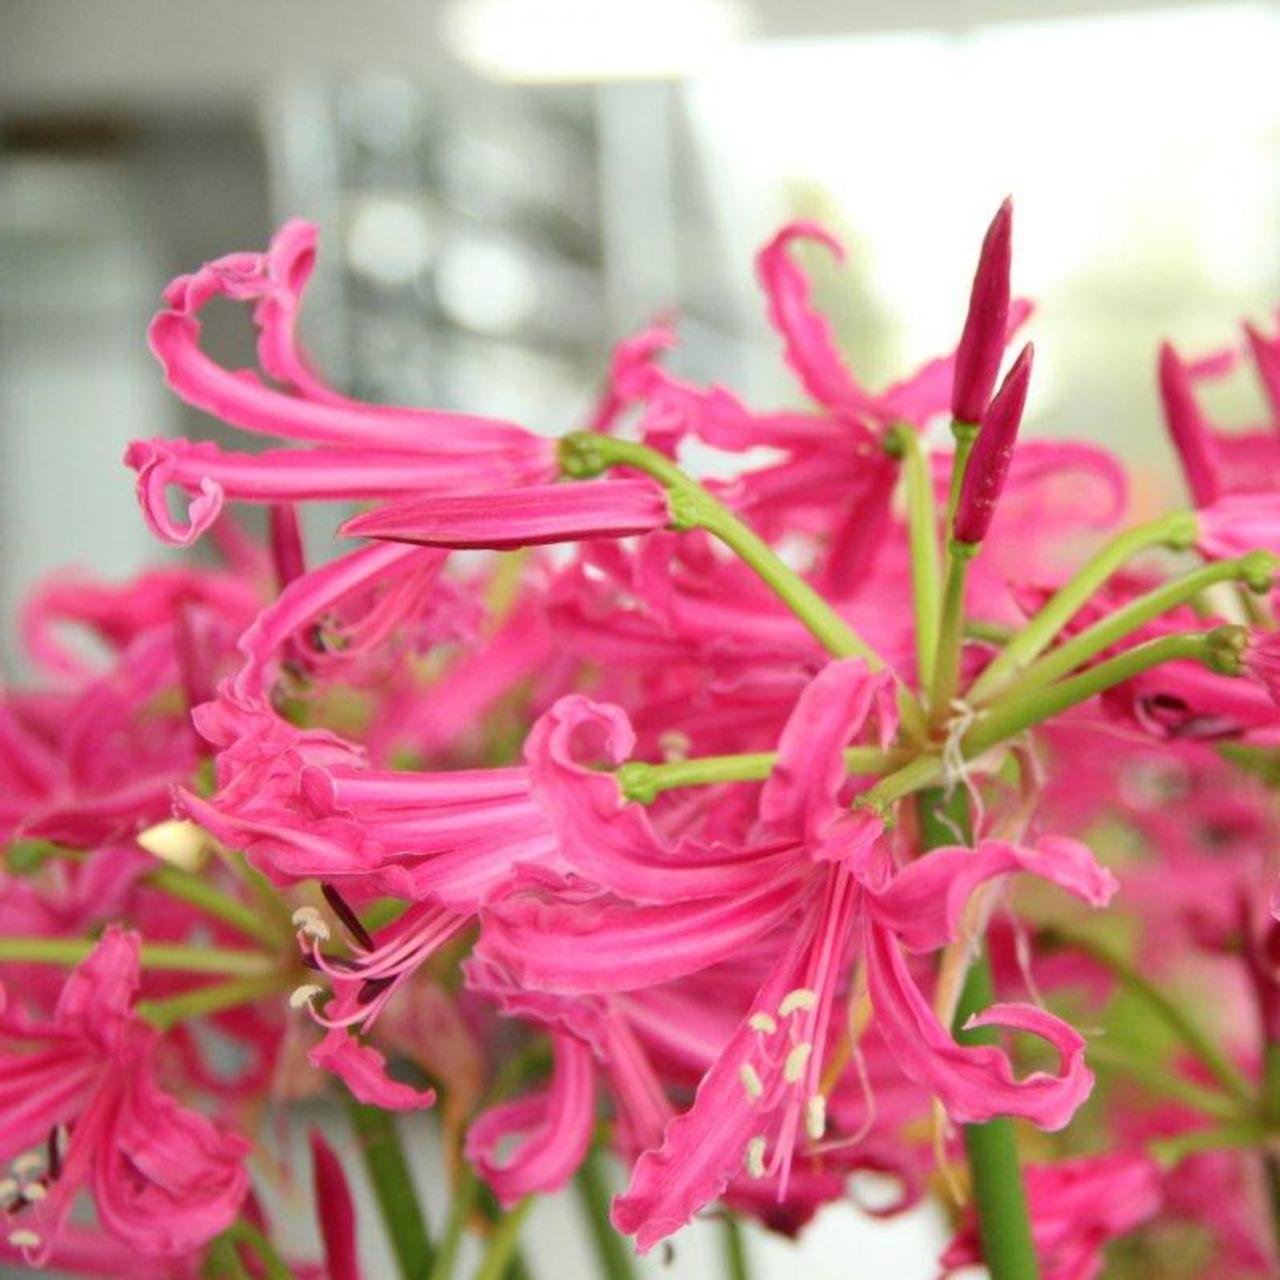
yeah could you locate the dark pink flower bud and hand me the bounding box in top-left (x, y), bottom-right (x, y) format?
top-left (953, 343), bottom-right (1034, 544)
top-left (1158, 341), bottom-right (1221, 507)
top-left (310, 1130), bottom-right (360, 1280)
top-left (950, 198), bottom-right (1013, 424)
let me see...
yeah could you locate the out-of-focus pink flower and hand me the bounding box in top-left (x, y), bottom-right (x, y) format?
top-left (940, 1151), bottom-right (1163, 1280)
top-left (309, 1130), bottom-right (362, 1280)
top-left (952, 197), bottom-right (1014, 425)
top-left (0, 927), bottom-right (248, 1263)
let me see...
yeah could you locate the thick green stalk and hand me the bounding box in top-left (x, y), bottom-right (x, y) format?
top-left (886, 424), bottom-right (942, 684)
top-left (720, 1213), bottom-right (752, 1280)
top-left (575, 1147), bottom-right (637, 1280)
top-left (929, 541), bottom-right (977, 729)
top-left (0, 935), bottom-right (275, 976)
top-left (473, 1198), bottom-right (533, 1280)
top-left (1047, 929), bottom-right (1253, 1105)
top-left (983, 551), bottom-right (1276, 706)
top-left (967, 510), bottom-right (1200, 703)
top-left (918, 788), bottom-right (1039, 1280)
top-left (559, 432), bottom-right (886, 670)
top-left (616, 745), bottom-right (901, 804)
top-left (346, 1099), bottom-right (434, 1280)
top-left (137, 973), bottom-right (288, 1032)
top-left (963, 632), bottom-right (1225, 758)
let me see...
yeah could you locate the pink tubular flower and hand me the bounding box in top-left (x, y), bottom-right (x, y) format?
top-left (131, 220), bottom-right (557, 545)
top-left (341, 479), bottom-right (671, 550)
top-left (951, 197), bottom-right (1014, 425)
top-left (940, 1151), bottom-right (1163, 1280)
top-left (465, 1032), bottom-right (596, 1205)
top-left (953, 342), bottom-right (1035, 544)
top-left (0, 927), bottom-right (249, 1263)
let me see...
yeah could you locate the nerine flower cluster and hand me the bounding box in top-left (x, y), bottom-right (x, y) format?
top-left (4, 201), bottom-right (1280, 1278)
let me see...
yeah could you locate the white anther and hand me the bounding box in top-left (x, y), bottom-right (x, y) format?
top-left (778, 988), bottom-right (817, 1017)
top-left (7, 1230), bottom-right (40, 1249)
top-left (748, 1012), bottom-right (778, 1035)
top-left (21, 1182), bottom-right (46, 1203)
top-left (289, 983), bottom-right (324, 1009)
top-left (0, 1178), bottom-right (16, 1201)
top-left (291, 907), bottom-right (330, 942)
top-left (10, 1153), bottom-right (43, 1178)
top-left (805, 1095), bottom-right (827, 1141)
top-left (783, 1042), bottom-right (813, 1084)
top-left (739, 1063), bottom-right (763, 1101)
top-left (746, 1136), bottom-right (767, 1179)
top-left (137, 819), bottom-right (211, 871)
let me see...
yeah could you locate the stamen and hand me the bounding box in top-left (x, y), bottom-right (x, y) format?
top-left (784, 1042), bottom-right (813, 1083)
top-left (746, 1136), bottom-right (767, 1179)
top-left (10, 1153), bottom-right (43, 1178)
top-left (21, 1183), bottom-right (46, 1204)
top-left (321, 883), bottom-right (375, 951)
top-left (289, 983), bottom-right (324, 1009)
top-left (48, 1127), bottom-right (65, 1179)
top-left (806, 1094), bottom-right (827, 1141)
top-left (748, 1012), bottom-right (778, 1035)
top-left (291, 906), bottom-right (331, 942)
top-left (778, 988), bottom-right (817, 1017)
top-left (739, 1063), bottom-right (764, 1101)
top-left (0, 1178), bottom-right (17, 1202)
top-left (7, 1230), bottom-right (40, 1249)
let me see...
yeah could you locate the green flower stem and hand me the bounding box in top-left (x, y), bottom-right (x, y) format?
top-left (346, 1099), bottom-right (435, 1280)
top-left (149, 862), bottom-right (284, 948)
top-left (219, 1221), bottom-right (295, 1280)
top-left (137, 972), bottom-right (289, 1032)
top-left (966, 510), bottom-right (1200, 704)
top-left (427, 1165), bottom-right (480, 1280)
top-left (945, 419), bottom-right (980, 528)
top-left (886, 424), bottom-right (942, 685)
top-left (863, 630), bottom-right (1238, 814)
top-left (0, 935), bottom-right (276, 976)
top-left (1149, 1122), bottom-right (1272, 1168)
top-left (918, 787), bottom-right (1040, 1280)
top-left (575, 1146), bottom-right (637, 1280)
top-left (559, 432), bottom-right (887, 672)
top-left (1085, 1040), bottom-right (1244, 1122)
top-left (1044, 929), bottom-right (1253, 1105)
top-left (962, 631), bottom-right (1227, 759)
top-left (473, 1198), bottom-right (533, 1280)
top-left (982, 552), bottom-right (1277, 707)
top-left (929, 540), bottom-right (977, 730)
top-left (616, 746), bottom-right (903, 804)
top-left (720, 1213), bottom-right (752, 1280)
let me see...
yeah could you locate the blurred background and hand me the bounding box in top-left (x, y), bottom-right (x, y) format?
top-left (2, 1), bottom-right (1279, 1273)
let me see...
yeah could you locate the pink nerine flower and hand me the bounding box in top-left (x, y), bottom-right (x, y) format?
top-left (940, 1151), bottom-right (1163, 1280)
top-left (0, 927), bottom-right (249, 1262)
top-left (131, 219), bottom-right (557, 545)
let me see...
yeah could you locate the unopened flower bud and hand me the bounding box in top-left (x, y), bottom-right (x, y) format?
top-left (1158, 342), bottom-right (1220, 508)
top-left (953, 343), bottom-right (1034, 545)
top-left (951, 198), bottom-right (1013, 425)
